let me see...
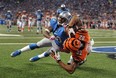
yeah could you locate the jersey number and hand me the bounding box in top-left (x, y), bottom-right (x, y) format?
top-left (79, 35), bottom-right (85, 41)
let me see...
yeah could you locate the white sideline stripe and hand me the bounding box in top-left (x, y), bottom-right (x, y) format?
top-left (93, 37), bottom-right (116, 38)
top-left (0, 42), bottom-right (116, 45)
top-left (0, 34), bottom-right (21, 36)
top-left (0, 43), bottom-right (30, 45)
top-left (96, 42), bottom-right (116, 43)
top-left (0, 37), bottom-right (43, 39)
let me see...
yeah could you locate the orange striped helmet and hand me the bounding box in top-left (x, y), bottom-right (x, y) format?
top-left (63, 38), bottom-right (81, 52)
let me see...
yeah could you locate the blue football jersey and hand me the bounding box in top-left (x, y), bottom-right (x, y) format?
top-left (5, 13), bottom-right (13, 20)
top-left (35, 11), bottom-right (43, 21)
top-left (57, 8), bottom-right (69, 15)
top-left (50, 18), bottom-right (68, 48)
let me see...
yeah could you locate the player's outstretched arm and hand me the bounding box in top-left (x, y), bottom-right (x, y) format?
top-left (57, 60), bottom-right (78, 74)
top-left (51, 52), bottom-right (78, 74)
top-left (68, 14), bottom-right (83, 28)
top-left (68, 15), bottom-right (78, 27)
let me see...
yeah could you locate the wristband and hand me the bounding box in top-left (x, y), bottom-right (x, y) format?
top-left (68, 26), bottom-right (73, 28)
top-left (57, 60), bottom-right (61, 63)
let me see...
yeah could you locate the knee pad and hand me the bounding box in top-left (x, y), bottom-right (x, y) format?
top-left (29, 43), bottom-right (39, 50)
top-left (44, 52), bottom-right (50, 57)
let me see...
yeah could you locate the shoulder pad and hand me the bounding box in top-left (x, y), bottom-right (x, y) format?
top-left (50, 18), bottom-right (57, 26)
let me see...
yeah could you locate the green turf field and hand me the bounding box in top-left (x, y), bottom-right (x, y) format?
top-left (0, 25), bottom-right (116, 78)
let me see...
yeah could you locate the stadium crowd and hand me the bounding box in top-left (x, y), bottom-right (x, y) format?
top-left (0, 0), bottom-right (116, 29)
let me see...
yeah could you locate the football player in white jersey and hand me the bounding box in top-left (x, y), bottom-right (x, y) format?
top-left (28, 13), bottom-right (33, 32)
top-left (44, 11), bottom-right (51, 28)
top-left (20, 10), bottom-right (28, 32)
top-left (16, 11), bottom-right (22, 32)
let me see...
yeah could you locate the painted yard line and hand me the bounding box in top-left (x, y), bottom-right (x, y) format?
top-left (92, 37), bottom-right (116, 38)
top-left (0, 42), bottom-right (116, 45)
top-left (0, 43), bottom-right (30, 45)
top-left (95, 42), bottom-right (116, 43)
top-left (89, 31), bottom-right (116, 33)
top-left (0, 34), bottom-right (21, 36)
top-left (0, 37), bottom-right (44, 39)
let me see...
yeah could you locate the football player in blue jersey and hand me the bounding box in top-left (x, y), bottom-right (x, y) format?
top-left (5, 10), bottom-right (13, 32)
top-left (10, 11), bottom-right (72, 62)
top-left (56, 4), bottom-right (70, 16)
top-left (35, 9), bottom-right (43, 34)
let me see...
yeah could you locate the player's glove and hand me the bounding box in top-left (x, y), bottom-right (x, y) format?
top-left (50, 51), bottom-right (61, 62)
top-left (87, 39), bottom-right (94, 53)
top-left (68, 28), bottom-right (75, 37)
top-left (49, 35), bottom-right (56, 40)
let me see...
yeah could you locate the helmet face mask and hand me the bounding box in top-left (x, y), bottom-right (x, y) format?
top-left (58, 16), bottom-right (67, 24)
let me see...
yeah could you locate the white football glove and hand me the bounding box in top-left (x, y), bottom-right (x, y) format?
top-left (55, 52), bottom-right (61, 61)
top-left (90, 39), bottom-right (94, 46)
top-left (50, 51), bottom-right (61, 61)
top-left (68, 28), bottom-right (75, 37)
top-left (87, 39), bottom-right (94, 53)
top-left (49, 35), bottom-right (56, 40)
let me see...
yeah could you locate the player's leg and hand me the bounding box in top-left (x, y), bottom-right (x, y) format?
top-left (6, 20), bottom-right (10, 32)
top-left (28, 21), bottom-right (31, 31)
top-left (29, 46), bottom-right (59, 62)
top-left (40, 21), bottom-right (42, 33)
top-left (9, 20), bottom-right (12, 31)
top-left (29, 48), bottom-right (52, 62)
top-left (10, 38), bottom-right (52, 57)
top-left (18, 21), bottom-right (22, 32)
top-left (21, 21), bottom-right (25, 32)
top-left (30, 22), bottom-right (33, 31)
top-left (17, 20), bottom-right (20, 32)
top-left (29, 40), bottom-right (60, 62)
top-left (31, 19), bottom-right (35, 31)
top-left (36, 21), bottom-right (40, 34)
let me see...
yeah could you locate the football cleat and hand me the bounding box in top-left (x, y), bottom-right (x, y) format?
top-left (29, 56), bottom-right (40, 62)
top-left (10, 50), bottom-right (21, 57)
